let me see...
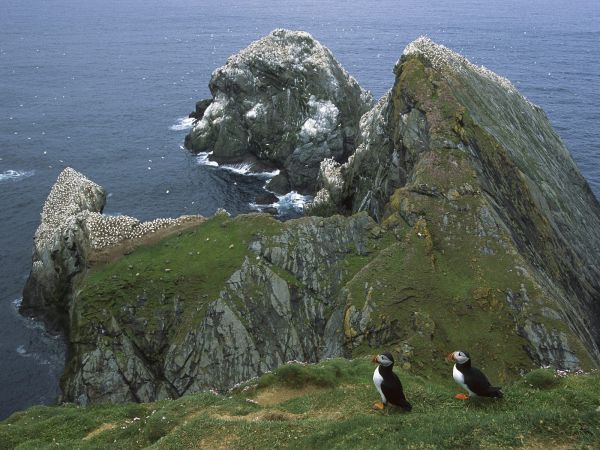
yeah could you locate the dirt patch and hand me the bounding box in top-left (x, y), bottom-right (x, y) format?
top-left (82, 422), bottom-right (116, 440)
top-left (192, 434), bottom-right (239, 450)
top-left (88, 216), bottom-right (205, 266)
top-left (214, 409), bottom-right (300, 422)
top-left (253, 385), bottom-right (325, 406)
top-left (521, 440), bottom-right (579, 450)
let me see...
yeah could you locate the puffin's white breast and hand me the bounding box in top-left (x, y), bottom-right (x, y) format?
top-left (373, 367), bottom-right (386, 402)
top-left (453, 365), bottom-right (475, 395)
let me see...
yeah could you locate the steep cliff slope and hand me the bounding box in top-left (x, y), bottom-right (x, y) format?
top-left (315, 37), bottom-right (600, 365)
top-left (21, 35), bottom-right (600, 407)
top-left (62, 211), bottom-right (382, 404)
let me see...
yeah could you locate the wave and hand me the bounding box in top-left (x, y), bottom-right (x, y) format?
top-left (250, 191), bottom-right (312, 215)
top-left (277, 191), bottom-right (312, 211)
top-left (221, 163), bottom-right (280, 179)
top-left (170, 117), bottom-right (196, 131)
top-left (221, 162), bottom-right (254, 175)
top-left (196, 153), bottom-right (280, 179)
top-left (196, 152), bottom-right (219, 167)
top-left (0, 170), bottom-right (35, 182)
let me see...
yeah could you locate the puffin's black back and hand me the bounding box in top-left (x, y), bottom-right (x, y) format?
top-left (457, 358), bottom-right (503, 398)
top-left (378, 357), bottom-right (412, 411)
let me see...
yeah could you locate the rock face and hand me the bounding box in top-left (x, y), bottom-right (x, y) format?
top-left (315, 37), bottom-right (600, 364)
top-left (22, 168), bottom-right (203, 333)
top-left (184, 29), bottom-right (373, 194)
top-left (61, 212), bottom-right (379, 404)
top-left (23, 35), bottom-right (600, 407)
top-left (21, 168), bottom-right (106, 332)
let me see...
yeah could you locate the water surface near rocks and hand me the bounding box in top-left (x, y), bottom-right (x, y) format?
top-left (1, 0), bottom-right (598, 419)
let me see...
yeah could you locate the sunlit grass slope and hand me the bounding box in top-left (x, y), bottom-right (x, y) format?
top-left (2, 358), bottom-right (599, 449)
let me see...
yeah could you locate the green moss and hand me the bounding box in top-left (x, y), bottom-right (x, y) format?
top-left (81, 213), bottom-right (281, 306)
top-left (255, 360), bottom-right (361, 390)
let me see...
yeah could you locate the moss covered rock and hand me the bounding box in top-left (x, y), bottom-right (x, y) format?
top-left (22, 35), bottom-right (600, 409)
top-left (317, 36), bottom-right (600, 369)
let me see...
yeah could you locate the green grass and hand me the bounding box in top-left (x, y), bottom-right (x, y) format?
top-left (74, 212), bottom-right (282, 341)
top-left (2, 358), bottom-right (599, 449)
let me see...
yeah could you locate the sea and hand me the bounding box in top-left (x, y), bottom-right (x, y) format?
top-left (1, 0), bottom-right (598, 420)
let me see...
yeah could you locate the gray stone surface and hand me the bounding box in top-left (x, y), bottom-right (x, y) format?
top-left (315, 36), bottom-right (600, 364)
top-left (184, 29), bottom-right (373, 194)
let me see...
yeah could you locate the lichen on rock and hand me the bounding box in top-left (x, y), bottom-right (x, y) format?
top-left (184, 28), bottom-right (373, 194)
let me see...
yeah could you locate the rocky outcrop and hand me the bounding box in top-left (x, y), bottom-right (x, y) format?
top-left (60, 212), bottom-right (379, 404)
top-left (21, 168), bottom-right (106, 332)
top-left (23, 35), bottom-right (600, 407)
top-left (22, 168), bottom-right (202, 333)
top-left (315, 37), bottom-right (600, 365)
top-left (184, 29), bottom-right (373, 194)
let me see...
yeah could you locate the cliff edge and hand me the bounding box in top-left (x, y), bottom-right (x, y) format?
top-left (21, 34), bottom-right (600, 406)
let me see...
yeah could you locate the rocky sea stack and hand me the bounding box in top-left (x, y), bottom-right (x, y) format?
top-left (22, 32), bottom-right (600, 406)
top-left (184, 29), bottom-right (373, 194)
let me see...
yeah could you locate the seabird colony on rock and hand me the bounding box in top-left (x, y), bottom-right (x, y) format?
top-left (35, 167), bottom-right (197, 253)
top-left (224, 29), bottom-right (340, 79)
top-left (403, 36), bottom-right (524, 99)
top-left (35, 167), bottom-right (104, 248)
top-left (83, 212), bottom-right (197, 250)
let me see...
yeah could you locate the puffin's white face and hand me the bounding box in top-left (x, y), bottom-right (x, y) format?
top-left (376, 354), bottom-right (394, 367)
top-left (451, 351), bottom-right (470, 364)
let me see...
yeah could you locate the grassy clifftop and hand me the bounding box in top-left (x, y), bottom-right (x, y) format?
top-left (2, 358), bottom-right (599, 449)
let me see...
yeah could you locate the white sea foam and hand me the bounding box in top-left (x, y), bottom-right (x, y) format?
top-left (221, 163), bottom-right (279, 179)
top-left (0, 169), bottom-right (35, 182)
top-left (170, 116), bottom-right (196, 131)
top-left (250, 190), bottom-right (312, 215)
top-left (196, 154), bottom-right (279, 179)
top-left (258, 168), bottom-right (280, 179)
top-left (12, 297), bottom-right (23, 309)
top-left (277, 191), bottom-right (312, 211)
top-left (196, 152), bottom-right (219, 167)
top-left (221, 162), bottom-right (255, 175)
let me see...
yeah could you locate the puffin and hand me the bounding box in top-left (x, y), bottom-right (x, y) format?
top-left (447, 350), bottom-right (503, 400)
top-left (372, 352), bottom-right (412, 411)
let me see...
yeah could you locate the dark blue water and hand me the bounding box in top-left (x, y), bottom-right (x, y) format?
top-left (1, 0), bottom-right (598, 419)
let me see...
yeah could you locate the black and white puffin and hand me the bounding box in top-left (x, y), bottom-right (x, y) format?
top-left (372, 352), bottom-right (412, 411)
top-left (447, 350), bottom-right (503, 400)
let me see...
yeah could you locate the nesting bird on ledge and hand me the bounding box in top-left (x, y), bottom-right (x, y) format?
top-left (372, 353), bottom-right (412, 411)
top-left (447, 350), bottom-right (503, 400)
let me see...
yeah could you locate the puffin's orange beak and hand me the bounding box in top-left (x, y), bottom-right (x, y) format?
top-left (446, 352), bottom-right (455, 362)
top-left (372, 355), bottom-right (379, 364)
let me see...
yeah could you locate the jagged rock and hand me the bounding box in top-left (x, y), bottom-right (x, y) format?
top-left (184, 29), bottom-right (373, 194)
top-left (21, 168), bottom-right (106, 332)
top-left (254, 192), bottom-right (278, 205)
top-left (317, 36), bottom-right (600, 366)
top-left (189, 98), bottom-right (212, 120)
top-left (23, 36), bottom-right (600, 408)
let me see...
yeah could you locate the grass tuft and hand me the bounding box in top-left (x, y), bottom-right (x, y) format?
top-left (523, 368), bottom-right (561, 390)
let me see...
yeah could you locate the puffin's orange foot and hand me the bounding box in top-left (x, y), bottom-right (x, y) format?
top-left (372, 402), bottom-right (385, 410)
top-left (454, 393), bottom-right (469, 400)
